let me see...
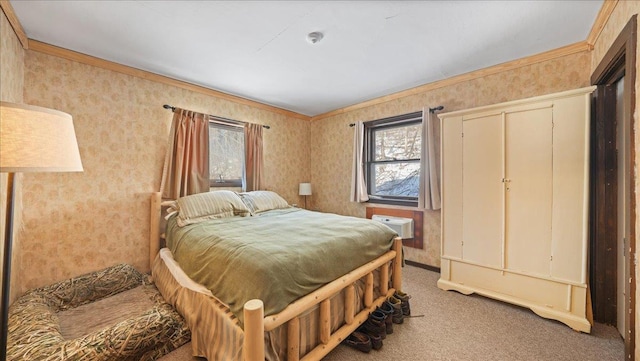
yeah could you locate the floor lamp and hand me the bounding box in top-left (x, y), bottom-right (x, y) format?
top-left (299, 183), bottom-right (312, 209)
top-left (0, 102), bottom-right (83, 359)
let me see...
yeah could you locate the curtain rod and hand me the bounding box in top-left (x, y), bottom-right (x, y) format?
top-left (348, 105), bottom-right (444, 127)
top-left (163, 104), bottom-right (270, 129)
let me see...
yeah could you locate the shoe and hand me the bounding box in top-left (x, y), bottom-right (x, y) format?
top-left (377, 302), bottom-right (394, 334)
top-left (394, 290), bottom-right (412, 316)
top-left (359, 311), bottom-right (387, 340)
top-left (367, 331), bottom-right (383, 350)
top-left (343, 331), bottom-right (372, 353)
top-left (369, 309), bottom-right (388, 338)
top-left (387, 296), bottom-right (404, 324)
top-left (357, 324), bottom-right (383, 350)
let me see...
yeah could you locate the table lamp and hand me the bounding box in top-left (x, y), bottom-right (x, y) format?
top-left (299, 182), bottom-right (312, 209)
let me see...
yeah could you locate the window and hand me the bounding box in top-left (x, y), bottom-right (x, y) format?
top-left (209, 121), bottom-right (244, 188)
top-left (364, 111), bottom-right (422, 206)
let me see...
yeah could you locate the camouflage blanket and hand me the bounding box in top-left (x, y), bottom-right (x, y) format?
top-left (7, 263), bottom-right (190, 361)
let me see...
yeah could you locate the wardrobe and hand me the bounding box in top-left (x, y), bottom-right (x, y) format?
top-left (438, 86), bottom-right (595, 332)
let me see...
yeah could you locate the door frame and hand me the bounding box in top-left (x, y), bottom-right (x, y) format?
top-left (590, 15), bottom-right (636, 360)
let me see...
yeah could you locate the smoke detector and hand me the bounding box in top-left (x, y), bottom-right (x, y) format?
top-left (306, 32), bottom-right (324, 44)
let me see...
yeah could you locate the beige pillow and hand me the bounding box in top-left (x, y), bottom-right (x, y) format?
top-left (239, 191), bottom-right (290, 214)
top-left (175, 190), bottom-right (250, 227)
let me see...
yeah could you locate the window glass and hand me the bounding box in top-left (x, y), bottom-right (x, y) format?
top-left (209, 123), bottom-right (244, 188)
top-left (373, 124), bottom-right (422, 161)
top-left (371, 162), bottom-right (421, 197)
top-left (365, 112), bottom-right (422, 206)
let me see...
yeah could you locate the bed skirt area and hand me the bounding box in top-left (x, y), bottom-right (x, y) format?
top-left (152, 248), bottom-right (391, 361)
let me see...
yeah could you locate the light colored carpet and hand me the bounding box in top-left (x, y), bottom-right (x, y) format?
top-left (159, 265), bottom-right (623, 361)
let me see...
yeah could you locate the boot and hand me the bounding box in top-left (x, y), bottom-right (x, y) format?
top-left (359, 310), bottom-right (387, 340)
top-left (387, 295), bottom-right (404, 324)
top-left (394, 290), bottom-right (412, 316)
top-left (361, 330), bottom-right (383, 350)
top-left (377, 301), bottom-right (394, 334)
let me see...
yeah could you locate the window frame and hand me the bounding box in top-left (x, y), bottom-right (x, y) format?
top-left (364, 111), bottom-right (423, 207)
top-left (208, 119), bottom-right (245, 189)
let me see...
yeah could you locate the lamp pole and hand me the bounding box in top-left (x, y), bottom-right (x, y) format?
top-left (0, 173), bottom-right (15, 361)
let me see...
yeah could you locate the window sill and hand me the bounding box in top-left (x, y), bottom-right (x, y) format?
top-left (209, 186), bottom-right (242, 192)
top-left (366, 198), bottom-right (418, 208)
top-left (364, 204), bottom-right (421, 212)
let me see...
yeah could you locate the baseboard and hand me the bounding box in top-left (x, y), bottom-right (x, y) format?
top-left (405, 260), bottom-right (440, 273)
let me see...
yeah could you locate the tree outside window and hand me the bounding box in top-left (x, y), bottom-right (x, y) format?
top-left (209, 122), bottom-right (244, 188)
top-left (365, 112), bottom-right (422, 206)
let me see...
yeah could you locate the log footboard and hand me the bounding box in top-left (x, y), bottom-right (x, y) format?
top-left (243, 237), bottom-right (403, 361)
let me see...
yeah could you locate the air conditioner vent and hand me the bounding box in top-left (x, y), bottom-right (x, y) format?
top-left (371, 215), bottom-right (414, 239)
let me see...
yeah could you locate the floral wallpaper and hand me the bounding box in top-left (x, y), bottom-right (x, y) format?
top-left (1, 7), bottom-right (24, 305)
top-left (0, 10), bottom-right (23, 102)
top-left (590, 1), bottom-right (640, 72)
top-left (8, 5), bottom-right (640, 331)
top-left (309, 51), bottom-right (592, 267)
top-left (18, 50), bottom-right (310, 295)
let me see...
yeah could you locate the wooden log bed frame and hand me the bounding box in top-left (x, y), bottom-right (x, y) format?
top-left (148, 192), bottom-right (403, 361)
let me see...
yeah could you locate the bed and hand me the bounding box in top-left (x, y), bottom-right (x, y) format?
top-left (148, 190), bottom-right (403, 361)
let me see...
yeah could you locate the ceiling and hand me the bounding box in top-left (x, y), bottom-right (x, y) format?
top-left (10, 1), bottom-right (603, 117)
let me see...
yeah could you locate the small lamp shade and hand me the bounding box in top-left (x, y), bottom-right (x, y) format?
top-left (299, 183), bottom-right (312, 196)
top-left (0, 102), bottom-right (83, 173)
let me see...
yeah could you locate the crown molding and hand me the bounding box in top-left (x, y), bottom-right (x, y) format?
top-left (586, 0), bottom-right (619, 48)
top-left (2, 1), bottom-right (309, 119)
top-left (312, 0), bottom-right (616, 121)
top-left (27, 40), bottom-right (311, 121)
top-left (311, 41), bottom-right (590, 121)
top-left (0, 1), bottom-right (28, 49)
top-left (4, 1), bottom-right (615, 121)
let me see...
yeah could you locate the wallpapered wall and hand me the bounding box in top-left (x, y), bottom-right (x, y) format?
top-left (0, 8), bottom-right (24, 304)
top-left (0, 10), bottom-right (23, 101)
top-left (588, 2), bottom-right (640, 357)
top-left (5, 8), bottom-right (640, 345)
top-left (17, 50), bottom-right (310, 295)
top-left (310, 51), bottom-right (592, 267)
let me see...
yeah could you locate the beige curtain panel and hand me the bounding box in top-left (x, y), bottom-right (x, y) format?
top-left (419, 108), bottom-right (441, 210)
top-left (160, 108), bottom-right (210, 199)
top-left (244, 123), bottom-right (263, 192)
top-left (350, 121), bottom-right (370, 203)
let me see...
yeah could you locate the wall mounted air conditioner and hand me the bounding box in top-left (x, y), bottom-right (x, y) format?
top-left (371, 215), bottom-right (414, 239)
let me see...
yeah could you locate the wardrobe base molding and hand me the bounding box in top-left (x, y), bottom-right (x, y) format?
top-left (438, 258), bottom-right (591, 333)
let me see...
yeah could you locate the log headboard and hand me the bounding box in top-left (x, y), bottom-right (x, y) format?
top-left (149, 192), bottom-right (162, 270)
top-left (149, 192), bottom-right (175, 270)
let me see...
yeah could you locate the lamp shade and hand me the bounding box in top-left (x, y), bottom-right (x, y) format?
top-left (0, 102), bottom-right (83, 173)
top-left (299, 183), bottom-right (312, 196)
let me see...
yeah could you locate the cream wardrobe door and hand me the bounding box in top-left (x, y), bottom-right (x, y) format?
top-left (441, 116), bottom-right (463, 259)
top-left (462, 114), bottom-right (503, 267)
top-left (550, 95), bottom-right (590, 283)
top-left (504, 107), bottom-right (553, 276)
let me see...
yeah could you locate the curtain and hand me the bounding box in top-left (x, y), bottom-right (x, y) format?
top-left (244, 123), bottom-right (263, 191)
top-left (160, 108), bottom-right (210, 199)
top-left (419, 108), bottom-right (441, 210)
top-left (350, 121), bottom-right (369, 202)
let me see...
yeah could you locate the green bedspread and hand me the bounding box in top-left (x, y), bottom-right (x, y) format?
top-left (166, 208), bottom-right (397, 326)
